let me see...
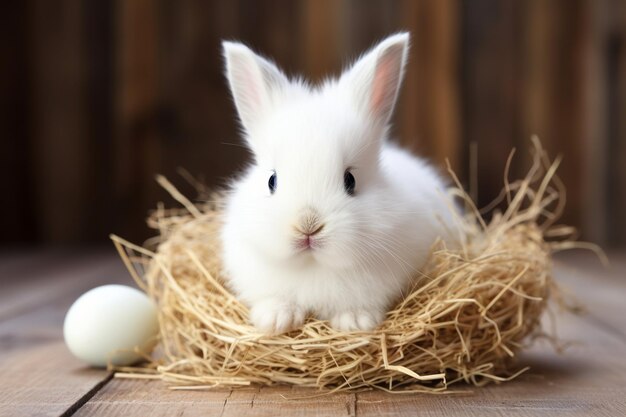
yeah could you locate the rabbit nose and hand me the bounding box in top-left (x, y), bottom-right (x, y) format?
top-left (296, 207), bottom-right (324, 236)
top-left (306, 223), bottom-right (325, 236)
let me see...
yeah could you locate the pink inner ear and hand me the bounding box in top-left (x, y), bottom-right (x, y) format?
top-left (371, 61), bottom-right (390, 115)
top-left (241, 64), bottom-right (263, 112)
top-left (370, 49), bottom-right (401, 120)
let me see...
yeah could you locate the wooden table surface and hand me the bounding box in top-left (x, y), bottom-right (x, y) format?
top-left (0, 248), bottom-right (625, 417)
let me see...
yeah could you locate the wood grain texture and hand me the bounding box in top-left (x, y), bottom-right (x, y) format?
top-left (0, 253), bottom-right (624, 416)
top-left (75, 383), bottom-right (358, 417)
top-left (0, 250), bottom-right (129, 417)
top-left (301, 0), bottom-right (343, 81)
top-left (553, 252), bottom-right (626, 339)
top-left (5, 1), bottom-right (626, 246)
top-left (607, 0), bottom-right (626, 247)
top-left (0, 251), bottom-right (124, 321)
top-left (28, 0), bottom-right (91, 243)
top-left (113, 0), bottom-right (163, 241)
top-left (462, 0), bottom-right (522, 210)
top-left (0, 342), bottom-right (111, 417)
top-left (70, 252), bottom-right (626, 417)
top-left (400, 0), bottom-right (461, 170)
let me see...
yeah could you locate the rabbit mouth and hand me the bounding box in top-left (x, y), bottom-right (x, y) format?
top-left (294, 235), bottom-right (323, 252)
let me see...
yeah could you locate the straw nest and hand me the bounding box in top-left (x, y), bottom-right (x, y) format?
top-left (112, 137), bottom-right (585, 393)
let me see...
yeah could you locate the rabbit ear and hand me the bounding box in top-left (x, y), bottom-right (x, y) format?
top-left (222, 41), bottom-right (289, 132)
top-left (342, 33), bottom-right (409, 126)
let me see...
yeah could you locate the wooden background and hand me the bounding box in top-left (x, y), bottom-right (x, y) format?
top-left (2, 0), bottom-right (625, 247)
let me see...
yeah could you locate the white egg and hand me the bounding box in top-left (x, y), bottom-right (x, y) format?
top-left (63, 284), bottom-right (159, 367)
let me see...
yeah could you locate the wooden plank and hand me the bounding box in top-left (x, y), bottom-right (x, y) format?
top-left (521, 0), bottom-right (592, 238)
top-left (461, 0), bottom-right (522, 208)
top-left (76, 382), bottom-right (358, 417)
top-left (0, 342), bottom-right (111, 417)
top-left (399, 0), bottom-right (461, 170)
top-left (112, 0), bottom-right (162, 244)
top-left (553, 251), bottom-right (626, 339)
top-left (300, 0), bottom-right (343, 82)
top-left (0, 250), bottom-right (126, 321)
top-left (607, 0), bottom-right (626, 247)
top-left (0, 249), bottom-right (71, 281)
top-left (0, 251), bottom-right (130, 416)
top-left (28, 0), bottom-right (93, 243)
top-left (162, 0), bottom-right (247, 196)
top-left (578, 0), bottom-right (610, 246)
top-left (220, 387), bottom-right (356, 417)
top-left (73, 379), bottom-right (231, 417)
top-left (83, 0), bottom-right (116, 241)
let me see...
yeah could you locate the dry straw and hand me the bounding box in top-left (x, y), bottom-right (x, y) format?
top-left (111, 137), bottom-right (588, 393)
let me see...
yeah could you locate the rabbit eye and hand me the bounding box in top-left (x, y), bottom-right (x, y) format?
top-left (344, 170), bottom-right (355, 195)
top-left (268, 172), bottom-right (277, 194)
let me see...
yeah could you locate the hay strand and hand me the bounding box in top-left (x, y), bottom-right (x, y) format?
top-left (112, 139), bottom-right (584, 393)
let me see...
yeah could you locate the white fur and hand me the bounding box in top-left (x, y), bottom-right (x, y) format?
top-left (220, 33), bottom-right (459, 334)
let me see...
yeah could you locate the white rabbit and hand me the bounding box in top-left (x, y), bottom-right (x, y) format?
top-left (220, 33), bottom-right (459, 334)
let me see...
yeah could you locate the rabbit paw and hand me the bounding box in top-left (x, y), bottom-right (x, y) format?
top-left (330, 309), bottom-right (383, 331)
top-left (250, 300), bottom-right (305, 335)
